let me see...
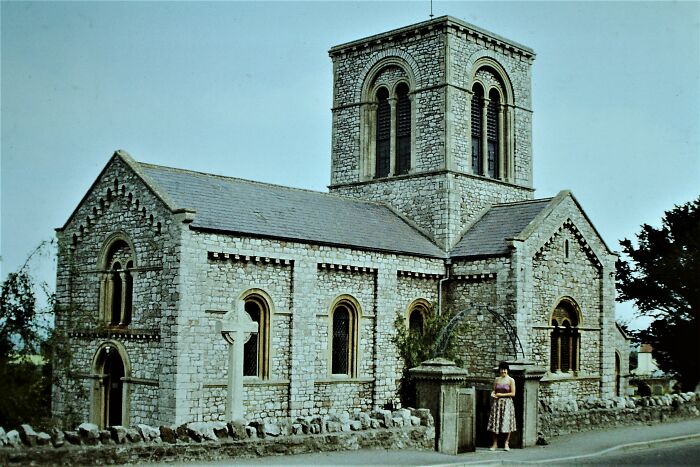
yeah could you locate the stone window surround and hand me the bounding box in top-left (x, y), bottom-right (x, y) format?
top-left (358, 57), bottom-right (417, 182)
top-left (89, 339), bottom-right (132, 429)
top-left (97, 232), bottom-right (136, 327)
top-left (327, 295), bottom-right (362, 379)
top-left (406, 298), bottom-right (431, 333)
top-left (241, 290), bottom-right (272, 380)
top-left (548, 296), bottom-right (583, 374)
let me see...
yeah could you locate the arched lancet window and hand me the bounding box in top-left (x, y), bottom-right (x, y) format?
top-left (550, 299), bottom-right (581, 372)
top-left (471, 84), bottom-right (484, 176)
top-left (487, 89), bottom-right (500, 178)
top-left (395, 82), bottom-right (411, 175)
top-left (243, 295), bottom-right (270, 379)
top-left (471, 63), bottom-right (512, 181)
top-left (331, 301), bottom-right (358, 377)
top-left (375, 87), bottom-right (391, 178)
top-left (91, 342), bottom-right (130, 429)
top-left (100, 238), bottom-right (134, 327)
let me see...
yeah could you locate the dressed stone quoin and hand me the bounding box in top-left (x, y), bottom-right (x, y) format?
top-left (53, 15), bottom-right (630, 428)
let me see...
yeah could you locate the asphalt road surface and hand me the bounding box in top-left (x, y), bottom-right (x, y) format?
top-left (565, 437), bottom-right (700, 465)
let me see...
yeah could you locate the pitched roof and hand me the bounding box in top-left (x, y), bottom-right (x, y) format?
top-left (136, 162), bottom-right (445, 258)
top-left (450, 198), bottom-right (553, 258)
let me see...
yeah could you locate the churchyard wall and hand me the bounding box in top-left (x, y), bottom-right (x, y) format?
top-left (0, 408), bottom-right (435, 466)
top-left (538, 393), bottom-right (700, 439)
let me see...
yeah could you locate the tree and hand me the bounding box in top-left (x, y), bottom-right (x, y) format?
top-left (0, 241), bottom-right (57, 428)
top-left (616, 196), bottom-right (700, 390)
top-left (392, 305), bottom-right (469, 408)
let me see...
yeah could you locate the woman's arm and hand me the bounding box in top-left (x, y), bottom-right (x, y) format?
top-left (504, 377), bottom-right (516, 397)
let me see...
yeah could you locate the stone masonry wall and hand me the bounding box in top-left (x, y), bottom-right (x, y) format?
top-left (539, 393), bottom-right (700, 440)
top-left (174, 229), bottom-right (444, 424)
top-left (54, 154), bottom-right (181, 426)
top-left (0, 408), bottom-right (435, 466)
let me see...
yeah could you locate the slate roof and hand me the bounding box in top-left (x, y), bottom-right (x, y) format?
top-left (137, 162), bottom-right (446, 258)
top-left (450, 198), bottom-right (553, 258)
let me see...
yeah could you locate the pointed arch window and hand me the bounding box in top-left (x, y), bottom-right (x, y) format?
top-left (408, 301), bottom-right (430, 335)
top-left (331, 301), bottom-right (358, 377)
top-left (395, 83), bottom-right (411, 175)
top-left (375, 87), bottom-right (391, 178)
top-left (550, 300), bottom-right (581, 372)
top-left (243, 295), bottom-right (270, 379)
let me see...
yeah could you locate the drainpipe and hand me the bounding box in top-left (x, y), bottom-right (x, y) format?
top-left (437, 258), bottom-right (452, 314)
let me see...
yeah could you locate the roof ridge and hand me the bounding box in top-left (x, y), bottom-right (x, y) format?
top-left (137, 160), bottom-right (398, 209)
top-left (492, 197), bottom-right (553, 208)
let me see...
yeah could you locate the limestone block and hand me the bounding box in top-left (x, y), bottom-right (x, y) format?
top-left (98, 430), bottom-right (113, 445)
top-left (63, 430), bottom-right (81, 445)
top-left (0, 426), bottom-right (6, 446)
top-left (410, 416), bottom-right (420, 426)
top-left (369, 418), bottom-right (381, 429)
top-left (392, 408), bottom-right (411, 423)
top-left (6, 429), bottom-right (20, 448)
top-left (159, 426), bottom-right (177, 444)
top-left (326, 421), bottom-right (342, 433)
top-left (78, 423), bottom-right (100, 445)
top-left (49, 429), bottom-right (65, 448)
top-left (357, 412), bottom-right (371, 429)
top-left (125, 427), bottom-right (143, 443)
top-left (391, 417), bottom-right (404, 427)
top-left (227, 420), bottom-right (247, 440)
top-left (264, 423), bottom-right (281, 437)
top-left (137, 424), bottom-right (160, 442)
top-left (349, 420), bottom-right (362, 431)
top-left (30, 430), bottom-right (47, 447)
top-left (411, 408), bottom-right (434, 427)
top-left (210, 421), bottom-right (228, 439)
top-left (244, 426), bottom-right (257, 438)
top-left (292, 424), bottom-right (303, 435)
top-left (187, 422), bottom-right (217, 442)
top-left (18, 424), bottom-right (38, 447)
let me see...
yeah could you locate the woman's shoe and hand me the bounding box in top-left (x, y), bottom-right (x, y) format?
top-left (504, 443), bottom-right (510, 451)
top-left (489, 445), bottom-right (497, 451)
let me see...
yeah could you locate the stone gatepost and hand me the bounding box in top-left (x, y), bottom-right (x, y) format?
top-left (505, 361), bottom-right (546, 448)
top-left (410, 358), bottom-right (474, 454)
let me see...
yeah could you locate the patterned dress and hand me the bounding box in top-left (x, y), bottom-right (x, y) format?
top-left (487, 379), bottom-right (517, 433)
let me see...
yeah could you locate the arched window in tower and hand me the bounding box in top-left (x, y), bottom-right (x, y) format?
top-left (471, 84), bottom-right (484, 176)
top-left (243, 295), bottom-right (270, 379)
top-left (375, 87), bottom-right (391, 178)
top-left (331, 301), bottom-right (358, 377)
top-left (99, 237), bottom-right (135, 327)
top-left (487, 89), bottom-right (500, 178)
top-left (550, 299), bottom-right (581, 372)
top-left (395, 83), bottom-right (411, 175)
top-left (408, 302), bottom-right (429, 335)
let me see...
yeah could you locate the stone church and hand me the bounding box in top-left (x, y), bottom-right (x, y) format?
top-left (54, 16), bottom-right (629, 429)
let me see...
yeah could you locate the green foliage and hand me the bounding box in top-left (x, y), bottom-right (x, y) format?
top-left (0, 271), bottom-right (40, 362)
top-left (392, 305), bottom-right (469, 407)
top-left (616, 196), bottom-right (700, 390)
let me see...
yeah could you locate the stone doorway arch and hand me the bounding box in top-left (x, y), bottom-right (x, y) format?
top-left (91, 341), bottom-right (130, 428)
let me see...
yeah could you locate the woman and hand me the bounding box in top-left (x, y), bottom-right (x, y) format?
top-left (487, 361), bottom-right (516, 451)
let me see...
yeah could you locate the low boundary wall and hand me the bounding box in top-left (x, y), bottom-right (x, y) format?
top-left (538, 392), bottom-right (700, 440)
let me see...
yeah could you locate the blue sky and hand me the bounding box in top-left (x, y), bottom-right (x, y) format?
top-left (2, 1), bottom-right (699, 329)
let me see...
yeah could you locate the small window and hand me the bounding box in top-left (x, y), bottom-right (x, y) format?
top-left (408, 302), bottom-right (430, 335)
top-left (331, 302), bottom-right (358, 377)
top-left (487, 90), bottom-right (500, 178)
top-left (243, 296), bottom-right (270, 379)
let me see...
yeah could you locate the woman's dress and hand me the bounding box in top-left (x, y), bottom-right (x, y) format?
top-left (487, 380), bottom-right (517, 433)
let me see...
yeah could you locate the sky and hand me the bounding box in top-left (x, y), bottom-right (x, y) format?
top-left (2, 1), bottom-right (698, 329)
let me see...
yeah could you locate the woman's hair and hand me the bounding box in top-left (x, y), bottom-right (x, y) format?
top-left (498, 361), bottom-right (510, 371)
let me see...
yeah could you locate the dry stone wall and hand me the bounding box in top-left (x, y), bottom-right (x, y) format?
top-left (0, 408), bottom-right (435, 466)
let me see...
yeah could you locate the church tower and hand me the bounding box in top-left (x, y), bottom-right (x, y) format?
top-left (328, 16), bottom-right (536, 250)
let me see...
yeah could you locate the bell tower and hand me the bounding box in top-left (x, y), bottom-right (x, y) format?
top-left (328, 16), bottom-right (536, 250)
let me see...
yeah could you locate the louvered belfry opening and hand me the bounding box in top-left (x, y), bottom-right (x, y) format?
top-left (375, 87), bottom-right (391, 178)
top-left (487, 89), bottom-right (500, 178)
top-left (471, 84), bottom-right (484, 175)
top-left (395, 83), bottom-right (411, 175)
